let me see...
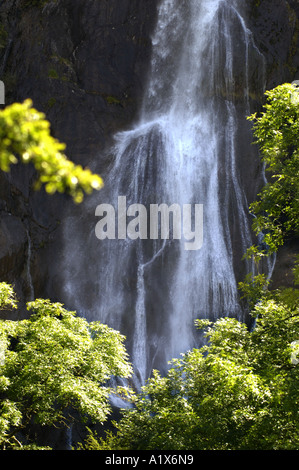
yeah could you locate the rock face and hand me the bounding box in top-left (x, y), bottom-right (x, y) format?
top-left (2, 0), bottom-right (158, 161)
top-left (0, 0), bottom-right (298, 305)
top-left (0, 0), bottom-right (158, 310)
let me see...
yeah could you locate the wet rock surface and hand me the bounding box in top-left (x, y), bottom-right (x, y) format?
top-left (0, 0), bottom-right (158, 305)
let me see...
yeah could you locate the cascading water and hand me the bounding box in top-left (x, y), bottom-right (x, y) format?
top-left (61, 0), bottom-right (267, 386)
top-left (25, 229), bottom-right (35, 302)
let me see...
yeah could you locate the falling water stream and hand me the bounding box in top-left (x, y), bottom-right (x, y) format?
top-left (62, 0), bottom-right (267, 387)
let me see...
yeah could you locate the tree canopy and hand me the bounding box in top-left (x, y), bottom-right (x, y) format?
top-left (0, 99), bottom-right (103, 203)
top-left (247, 82), bottom-right (299, 254)
top-left (0, 285), bottom-right (132, 450)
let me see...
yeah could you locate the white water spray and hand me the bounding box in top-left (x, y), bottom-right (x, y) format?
top-left (62, 0), bottom-right (267, 385)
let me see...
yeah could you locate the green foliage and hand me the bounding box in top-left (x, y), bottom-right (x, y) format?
top-left (240, 83), bottom-right (299, 309)
top-left (0, 284), bottom-right (132, 450)
top-left (48, 68), bottom-right (59, 79)
top-left (0, 100), bottom-right (103, 203)
top-left (104, 95), bottom-right (122, 106)
top-left (239, 272), bottom-right (270, 309)
top-left (93, 297), bottom-right (299, 450)
top-left (239, 257), bottom-right (299, 312)
top-left (78, 84), bottom-right (299, 452)
top-left (0, 283), bottom-right (17, 311)
top-left (248, 83), bottom-right (299, 254)
top-left (76, 427), bottom-right (102, 450)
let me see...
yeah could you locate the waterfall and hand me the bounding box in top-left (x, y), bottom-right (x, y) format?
top-left (25, 229), bottom-right (35, 302)
top-left (61, 0), bottom-right (266, 386)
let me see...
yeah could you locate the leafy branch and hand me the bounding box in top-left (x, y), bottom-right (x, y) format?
top-left (0, 100), bottom-right (104, 203)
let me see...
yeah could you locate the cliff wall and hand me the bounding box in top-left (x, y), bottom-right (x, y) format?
top-left (0, 0), bottom-right (298, 311)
